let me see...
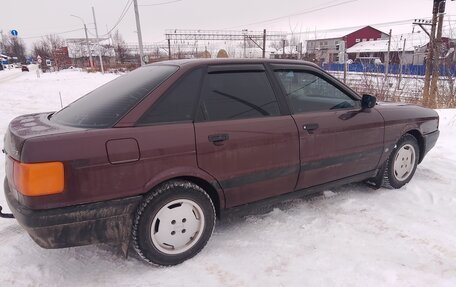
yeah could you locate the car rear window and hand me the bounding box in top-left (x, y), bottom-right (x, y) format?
top-left (50, 65), bottom-right (178, 128)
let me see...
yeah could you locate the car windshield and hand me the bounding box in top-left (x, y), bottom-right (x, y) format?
top-left (50, 65), bottom-right (179, 128)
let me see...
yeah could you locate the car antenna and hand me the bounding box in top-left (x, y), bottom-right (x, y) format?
top-left (59, 92), bottom-right (63, 109)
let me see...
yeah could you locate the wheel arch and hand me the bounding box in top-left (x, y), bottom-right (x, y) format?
top-left (405, 129), bottom-right (425, 163)
top-left (176, 176), bottom-right (222, 218)
top-left (143, 167), bottom-right (225, 217)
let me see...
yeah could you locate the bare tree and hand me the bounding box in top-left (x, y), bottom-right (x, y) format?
top-left (32, 34), bottom-right (65, 58)
top-left (270, 40), bottom-right (285, 52)
top-left (46, 34), bottom-right (65, 52)
top-left (32, 41), bottom-right (51, 59)
top-left (347, 70), bottom-right (422, 105)
top-left (438, 53), bottom-right (456, 108)
top-left (0, 31), bottom-right (27, 63)
top-left (112, 30), bottom-right (128, 63)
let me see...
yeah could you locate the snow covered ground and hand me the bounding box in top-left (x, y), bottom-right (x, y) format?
top-left (0, 67), bottom-right (455, 287)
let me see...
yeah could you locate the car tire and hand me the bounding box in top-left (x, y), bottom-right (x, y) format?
top-left (382, 134), bottom-right (420, 189)
top-left (132, 180), bottom-right (216, 266)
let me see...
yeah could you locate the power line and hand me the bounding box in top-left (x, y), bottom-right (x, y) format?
top-left (226, 0), bottom-right (358, 29)
top-left (286, 18), bottom-right (431, 37)
top-left (87, 29), bottom-right (97, 37)
top-left (99, 0), bottom-right (133, 37)
top-left (139, 0), bottom-right (182, 6)
top-left (21, 28), bottom-right (85, 39)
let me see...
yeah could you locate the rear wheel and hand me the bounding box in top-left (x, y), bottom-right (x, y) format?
top-left (383, 134), bottom-right (420, 189)
top-left (132, 180), bottom-right (216, 266)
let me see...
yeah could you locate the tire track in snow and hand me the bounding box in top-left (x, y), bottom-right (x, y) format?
top-left (0, 70), bottom-right (23, 84)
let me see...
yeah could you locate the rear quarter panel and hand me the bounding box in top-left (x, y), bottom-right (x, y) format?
top-left (16, 123), bottom-right (220, 210)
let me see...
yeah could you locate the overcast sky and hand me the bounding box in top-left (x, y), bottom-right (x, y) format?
top-left (2, 0), bottom-right (456, 48)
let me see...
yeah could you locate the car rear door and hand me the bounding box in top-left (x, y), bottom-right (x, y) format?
top-left (194, 64), bottom-right (300, 208)
top-left (271, 64), bottom-right (385, 190)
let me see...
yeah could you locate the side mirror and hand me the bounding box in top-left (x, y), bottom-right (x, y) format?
top-left (361, 94), bottom-right (377, 109)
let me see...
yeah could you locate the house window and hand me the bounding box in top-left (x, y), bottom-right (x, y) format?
top-left (355, 38), bottom-right (361, 43)
top-left (362, 38), bottom-right (367, 42)
top-left (369, 38), bottom-right (374, 41)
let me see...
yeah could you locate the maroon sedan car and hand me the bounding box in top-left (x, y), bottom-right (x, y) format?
top-left (2, 59), bottom-right (439, 266)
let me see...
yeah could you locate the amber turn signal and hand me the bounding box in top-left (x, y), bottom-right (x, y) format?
top-left (13, 161), bottom-right (64, 196)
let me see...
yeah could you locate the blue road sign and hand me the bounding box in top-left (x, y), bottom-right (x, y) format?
top-left (10, 30), bottom-right (18, 37)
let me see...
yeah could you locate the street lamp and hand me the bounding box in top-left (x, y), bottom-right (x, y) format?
top-left (70, 14), bottom-right (94, 69)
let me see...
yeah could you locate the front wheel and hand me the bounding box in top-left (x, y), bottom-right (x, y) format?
top-left (132, 180), bottom-right (216, 266)
top-left (383, 134), bottom-right (420, 189)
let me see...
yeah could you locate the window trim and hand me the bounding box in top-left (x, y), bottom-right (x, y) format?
top-left (195, 66), bottom-right (283, 123)
top-left (264, 64), bottom-right (292, 115)
top-left (207, 64), bottom-right (265, 73)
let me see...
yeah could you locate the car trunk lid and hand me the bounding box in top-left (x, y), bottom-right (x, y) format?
top-left (3, 112), bottom-right (82, 162)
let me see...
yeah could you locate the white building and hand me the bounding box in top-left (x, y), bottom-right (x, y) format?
top-left (346, 33), bottom-right (429, 65)
top-left (66, 38), bottom-right (115, 59)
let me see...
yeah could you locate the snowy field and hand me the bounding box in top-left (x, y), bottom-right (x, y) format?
top-left (0, 66), bottom-right (455, 287)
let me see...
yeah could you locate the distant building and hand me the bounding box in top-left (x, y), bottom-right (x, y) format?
top-left (347, 33), bottom-right (455, 65)
top-left (53, 47), bottom-right (72, 69)
top-left (270, 45), bottom-right (305, 60)
top-left (66, 38), bottom-right (115, 68)
top-left (306, 26), bottom-right (389, 64)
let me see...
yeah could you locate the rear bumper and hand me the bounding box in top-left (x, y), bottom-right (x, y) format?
top-left (4, 179), bottom-right (142, 249)
top-left (423, 130), bottom-right (440, 158)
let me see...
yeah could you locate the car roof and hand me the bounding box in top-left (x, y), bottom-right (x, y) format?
top-left (148, 58), bottom-right (320, 69)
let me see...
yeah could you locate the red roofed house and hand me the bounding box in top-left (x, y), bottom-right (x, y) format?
top-left (306, 26), bottom-right (389, 64)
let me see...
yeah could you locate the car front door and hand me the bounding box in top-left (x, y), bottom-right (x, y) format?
top-left (272, 65), bottom-right (385, 190)
top-left (194, 64), bottom-right (300, 208)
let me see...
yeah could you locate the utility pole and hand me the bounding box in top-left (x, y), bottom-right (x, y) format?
top-left (423, 0), bottom-right (442, 107)
top-left (92, 7), bottom-right (104, 73)
top-left (262, 29), bottom-right (266, 59)
top-left (429, 1), bottom-right (447, 108)
top-left (243, 30), bottom-right (247, 58)
top-left (384, 29), bottom-right (392, 80)
top-left (71, 14), bottom-right (93, 69)
top-left (413, 19), bottom-right (432, 37)
top-left (133, 0), bottom-right (145, 66)
top-left (398, 38), bottom-right (407, 89)
top-left (343, 41), bottom-right (348, 83)
top-left (83, 24), bottom-right (94, 69)
top-left (168, 39), bottom-right (171, 60)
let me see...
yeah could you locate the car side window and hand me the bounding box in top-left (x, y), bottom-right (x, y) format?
top-left (274, 70), bottom-right (359, 114)
top-left (198, 71), bottom-right (280, 121)
top-left (138, 68), bottom-right (203, 125)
